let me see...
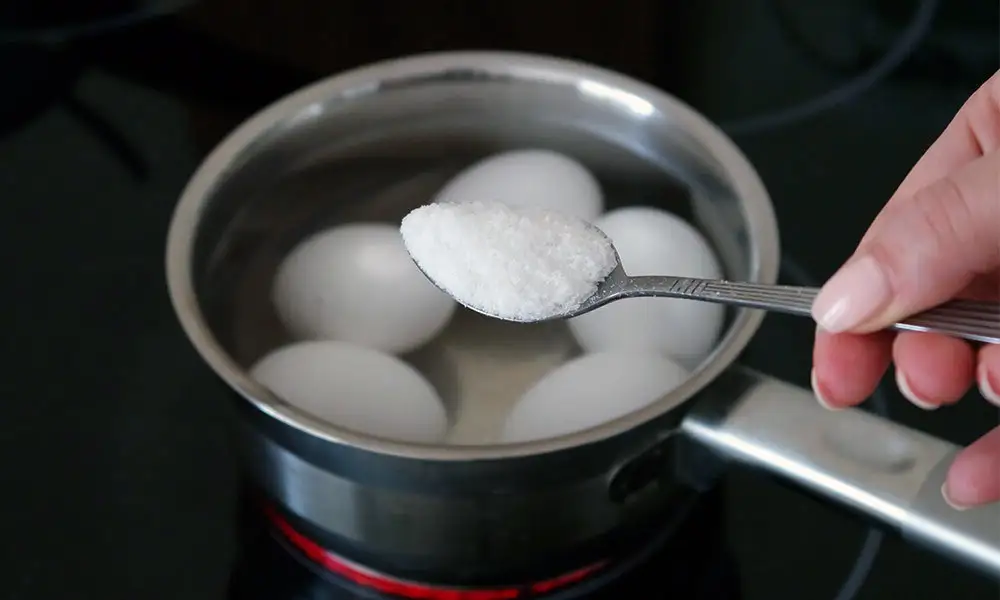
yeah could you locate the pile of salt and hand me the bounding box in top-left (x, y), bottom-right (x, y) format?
top-left (400, 201), bottom-right (618, 322)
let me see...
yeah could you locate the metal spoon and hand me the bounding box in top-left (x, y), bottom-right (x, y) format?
top-left (570, 260), bottom-right (1000, 344)
top-left (411, 225), bottom-right (1000, 344)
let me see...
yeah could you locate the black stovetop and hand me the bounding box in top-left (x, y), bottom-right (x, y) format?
top-left (1, 6), bottom-right (998, 600)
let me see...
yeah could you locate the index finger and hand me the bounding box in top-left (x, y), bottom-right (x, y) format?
top-left (861, 71), bottom-right (1000, 245)
top-left (895, 71), bottom-right (1000, 198)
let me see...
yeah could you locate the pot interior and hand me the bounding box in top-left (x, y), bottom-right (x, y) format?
top-left (187, 61), bottom-right (766, 449)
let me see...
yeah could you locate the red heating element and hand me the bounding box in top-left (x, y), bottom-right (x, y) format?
top-left (266, 507), bottom-right (607, 600)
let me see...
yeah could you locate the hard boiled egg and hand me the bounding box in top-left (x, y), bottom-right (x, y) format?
top-left (500, 352), bottom-right (689, 443)
top-left (272, 223), bottom-right (456, 355)
top-left (250, 341), bottom-right (449, 443)
top-left (434, 149), bottom-right (604, 221)
top-left (568, 206), bottom-right (724, 368)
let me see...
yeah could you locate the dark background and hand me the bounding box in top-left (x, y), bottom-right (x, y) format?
top-left (0, 1), bottom-right (997, 599)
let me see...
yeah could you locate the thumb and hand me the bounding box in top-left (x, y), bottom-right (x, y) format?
top-left (812, 149), bottom-right (1000, 333)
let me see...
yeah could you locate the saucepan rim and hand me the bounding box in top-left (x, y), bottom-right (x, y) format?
top-left (165, 50), bottom-right (780, 461)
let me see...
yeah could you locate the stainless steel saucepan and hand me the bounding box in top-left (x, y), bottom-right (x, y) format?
top-left (165, 52), bottom-right (1000, 583)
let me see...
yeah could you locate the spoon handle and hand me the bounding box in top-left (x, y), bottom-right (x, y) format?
top-left (627, 276), bottom-right (1000, 344)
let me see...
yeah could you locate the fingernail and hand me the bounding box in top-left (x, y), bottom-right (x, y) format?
top-left (977, 364), bottom-right (1000, 407)
top-left (941, 483), bottom-right (969, 511)
top-left (811, 255), bottom-right (890, 333)
top-left (811, 369), bottom-right (841, 411)
top-left (895, 369), bottom-right (939, 410)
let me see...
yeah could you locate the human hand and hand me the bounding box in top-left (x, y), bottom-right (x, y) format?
top-left (810, 71), bottom-right (1000, 510)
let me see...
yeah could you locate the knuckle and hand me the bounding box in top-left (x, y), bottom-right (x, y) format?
top-left (911, 177), bottom-right (973, 255)
top-left (859, 178), bottom-right (971, 302)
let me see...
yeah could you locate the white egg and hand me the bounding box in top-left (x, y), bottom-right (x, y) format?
top-left (250, 341), bottom-right (449, 443)
top-left (434, 149), bottom-right (604, 221)
top-left (500, 353), bottom-right (689, 443)
top-left (272, 223), bottom-right (456, 355)
top-left (568, 206), bottom-right (725, 369)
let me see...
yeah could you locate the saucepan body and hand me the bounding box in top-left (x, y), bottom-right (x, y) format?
top-left (165, 52), bottom-right (1000, 583)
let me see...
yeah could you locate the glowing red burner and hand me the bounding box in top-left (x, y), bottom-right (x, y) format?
top-left (265, 507), bottom-right (607, 600)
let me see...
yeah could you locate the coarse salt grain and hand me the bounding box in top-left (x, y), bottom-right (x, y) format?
top-left (399, 201), bottom-right (618, 322)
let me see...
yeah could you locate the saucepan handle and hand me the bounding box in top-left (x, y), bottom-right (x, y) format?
top-left (680, 367), bottom-right (1000, 579)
